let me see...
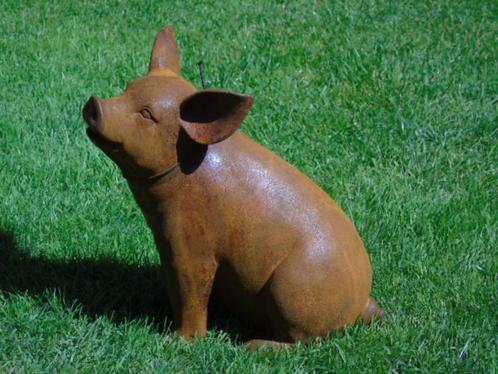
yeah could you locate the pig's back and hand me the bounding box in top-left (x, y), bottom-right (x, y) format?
top-left (202, 132), bottom-right (371, 297)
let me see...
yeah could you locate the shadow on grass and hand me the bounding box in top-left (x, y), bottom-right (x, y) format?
top-left (0, 228), bottom-right (252, 342)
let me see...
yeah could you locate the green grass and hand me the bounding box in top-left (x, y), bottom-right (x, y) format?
top-left (0, 0), bottom-right (496, 372)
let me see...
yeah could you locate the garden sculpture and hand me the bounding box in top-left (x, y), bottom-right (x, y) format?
top-left (83, 25), bottom-right (383, 349)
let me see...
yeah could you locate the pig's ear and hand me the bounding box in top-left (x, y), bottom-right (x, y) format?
top-left (179, 89), bottom-right (254, 145)
top-left (149, 25), bottom-right (181, 74)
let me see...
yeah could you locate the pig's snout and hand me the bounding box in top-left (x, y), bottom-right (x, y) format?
top-left (83, 96), bottom-right (104, 131)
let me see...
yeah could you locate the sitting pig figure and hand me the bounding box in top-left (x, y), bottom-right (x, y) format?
top-left (83, 25), bottom-right (383, 349)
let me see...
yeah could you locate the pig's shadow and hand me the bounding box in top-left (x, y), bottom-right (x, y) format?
top-left (0, 229), bottom-right (253, 342)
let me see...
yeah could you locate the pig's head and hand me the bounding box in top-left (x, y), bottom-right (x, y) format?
top-left (83, 26), bottom-right (253, 179)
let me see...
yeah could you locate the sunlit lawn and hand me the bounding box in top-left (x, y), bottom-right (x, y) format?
top-left (0, 1), bottom-right (496, 372)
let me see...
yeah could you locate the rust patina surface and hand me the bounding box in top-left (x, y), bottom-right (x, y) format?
top-left (83, 26), bottom-right (383, 349)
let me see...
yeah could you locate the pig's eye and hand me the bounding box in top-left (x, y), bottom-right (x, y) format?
top-left (139, 108), bottom-right (156, 122)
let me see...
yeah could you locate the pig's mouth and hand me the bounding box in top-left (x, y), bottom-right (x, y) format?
top-left (83, 96), bottom-right (121, 150)
top-left (86, 127), bottom-right (121, 149)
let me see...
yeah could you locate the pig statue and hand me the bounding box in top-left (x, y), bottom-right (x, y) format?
top-left (82, 25), bottom-right (383, 349)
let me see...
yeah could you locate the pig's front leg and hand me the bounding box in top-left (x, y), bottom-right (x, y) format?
top-left (161, 251), bottom-right (217, 339)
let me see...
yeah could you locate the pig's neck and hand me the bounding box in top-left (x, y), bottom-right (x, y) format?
top-left (125, 140), bottom-right (209, 233)
top-left (125, 170), bottom-right (179, 243)
top-left (128, 131), bottom-right (208, 215)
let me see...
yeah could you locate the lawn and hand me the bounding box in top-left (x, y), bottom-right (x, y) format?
top-left (0, 0), bottom-right (496, 372)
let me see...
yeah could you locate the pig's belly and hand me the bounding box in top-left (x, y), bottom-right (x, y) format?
top-left (211, 260), bottom-right (270, 329)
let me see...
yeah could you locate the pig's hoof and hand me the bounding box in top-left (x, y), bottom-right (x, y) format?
top-left (360, 297), bottom-right (384, 325)
top-left (244, 339), bottom-right (292, 351)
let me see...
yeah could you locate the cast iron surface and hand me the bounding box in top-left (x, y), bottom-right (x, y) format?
top-left (82, 25), bottom-right (383, 349)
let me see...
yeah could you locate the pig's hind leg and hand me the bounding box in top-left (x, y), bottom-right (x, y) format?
top-left (247, 250), bottom-right (365, 346)
top-left (244, 339), bottom-right (292, 351)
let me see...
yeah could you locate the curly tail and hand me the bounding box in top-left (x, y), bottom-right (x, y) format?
top-left (360, 297), bottom-right (384, 325)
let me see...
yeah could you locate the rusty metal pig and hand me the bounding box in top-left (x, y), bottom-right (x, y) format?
top-left (82, 25), bottom-right (383, 349)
